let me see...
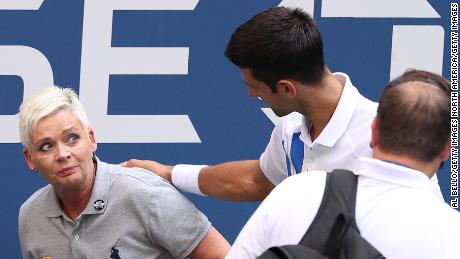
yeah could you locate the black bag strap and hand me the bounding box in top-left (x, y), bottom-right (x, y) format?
top-left (257, 169), bottom-right (384, 259)
top-left (298, 170), bottom-right (358, 253)
top-left (323, 212), bottom-right (353, 258)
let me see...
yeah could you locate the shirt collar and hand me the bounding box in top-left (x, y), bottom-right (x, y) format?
top-left (358, 157), bottom-right (434, 192)
top-left (84, 157), bottom-right (110, 215)
top-left (46, 157), bottom-right (110, 218)
top-left (300, 72), bottom-right (362, 147)
top-left (45, 188), bottom-right (64, 218)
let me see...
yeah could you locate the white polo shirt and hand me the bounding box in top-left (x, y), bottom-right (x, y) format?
top-left (227, 157), bottom-right (460, 259)
top-left (258, 73), bottom-right (443, 199)
top-left (259, 73), bottom-right (378, 185)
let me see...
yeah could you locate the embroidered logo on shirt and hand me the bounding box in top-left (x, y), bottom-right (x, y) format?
top-left (110, 239), bottom-right (121, 259)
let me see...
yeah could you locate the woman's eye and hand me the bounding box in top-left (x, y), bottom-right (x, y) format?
top-left (67, 134), bottom-right (80, 144)
top-left (39, 144), bottom-right (52, 152)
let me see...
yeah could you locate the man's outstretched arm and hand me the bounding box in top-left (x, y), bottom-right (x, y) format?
top-left (124, 159), bottom-right (274, 201)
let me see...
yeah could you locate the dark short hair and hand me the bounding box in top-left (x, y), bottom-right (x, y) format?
top-left (377, 69), bottom-right (451, 162)
top-left (225, 7), bottom-right (325, 93)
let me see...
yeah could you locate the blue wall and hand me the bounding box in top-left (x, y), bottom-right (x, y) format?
top-left (0, 1), bottom-right (456, 257)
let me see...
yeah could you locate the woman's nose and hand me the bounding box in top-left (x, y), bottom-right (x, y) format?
top-left (56, 144), bottom-right (71, 161)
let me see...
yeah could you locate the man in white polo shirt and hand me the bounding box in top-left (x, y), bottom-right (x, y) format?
top-left (227, 70), bottom-right (460, 259)
top-left (124, 7), bottom-right (441, 201)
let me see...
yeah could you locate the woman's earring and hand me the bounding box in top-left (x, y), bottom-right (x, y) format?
top-left (31, 168), bottom-right (38, 172)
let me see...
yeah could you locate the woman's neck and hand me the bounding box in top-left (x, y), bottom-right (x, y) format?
top-left (56, 161), bottom-right (96, 221)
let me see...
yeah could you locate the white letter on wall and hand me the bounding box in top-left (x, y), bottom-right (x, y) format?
top-left (321, 0), bottom-right (439, 18)
top-left (278, 0), bottom-right (314, 16)
top-left (0, 46), bottom-right (53, 143)
top-left (390, 25), bottom-right (444, 79)
top-left (0, 0), bottom-right (53, 143)
top-left (0, 0), bottom-right (43, 10)
top-left (80, 0), bottom-right (201, 143)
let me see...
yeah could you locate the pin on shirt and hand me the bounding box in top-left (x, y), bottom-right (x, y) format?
top-left (93, 200), bottom-right (105, 210)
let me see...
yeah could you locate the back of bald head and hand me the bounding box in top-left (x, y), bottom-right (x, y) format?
top-left (377, 69), bottom-right (450, 162)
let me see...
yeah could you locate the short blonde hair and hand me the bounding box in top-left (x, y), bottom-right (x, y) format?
top-left (19, 86), bottom-right (90, 150)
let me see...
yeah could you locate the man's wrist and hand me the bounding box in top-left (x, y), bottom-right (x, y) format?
top-left (171, 164), bottom-right (208, 196)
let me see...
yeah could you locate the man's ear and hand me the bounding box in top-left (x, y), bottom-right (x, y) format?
top-left (88, 128), bottom-right (97, 153)
top-left (370, 117), bottom-right (379, 148)
top-left (276, 79), bottom-right (297, 98)
top-left (23, 148), bottom-right (35, 170)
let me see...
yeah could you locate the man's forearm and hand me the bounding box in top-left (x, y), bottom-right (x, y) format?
top-left (197, 160), bottom-right (274, 201)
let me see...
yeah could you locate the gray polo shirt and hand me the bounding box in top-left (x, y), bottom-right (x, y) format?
top-left (19, 159), bottom-right (211, 259)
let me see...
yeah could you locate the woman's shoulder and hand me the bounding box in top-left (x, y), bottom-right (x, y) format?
top-left (19, 184), bottom-right (53, 217)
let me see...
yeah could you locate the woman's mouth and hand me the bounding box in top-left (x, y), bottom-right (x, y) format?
top-left (57, 166), bottom-right (76, 176)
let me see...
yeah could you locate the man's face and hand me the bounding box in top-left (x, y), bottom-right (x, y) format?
top-left (23, 109), bottom-right (97, 192)
top-left (240, 68), bottom-right (294, 117)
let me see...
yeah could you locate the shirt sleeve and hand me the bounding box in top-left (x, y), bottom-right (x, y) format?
top-left (259, 121), bottom-right (289, 185)
top-left (225, 187), bottom-right (274, 259)
top-left (226, 172), bottom-right (327, 259)
top-left (147, 178), bottom-right (211, 259)
top-left (18, 204), bottom-right (31, 259)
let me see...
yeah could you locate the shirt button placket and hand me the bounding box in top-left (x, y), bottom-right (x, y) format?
top-left (305, 146), bottom-right (315, 164)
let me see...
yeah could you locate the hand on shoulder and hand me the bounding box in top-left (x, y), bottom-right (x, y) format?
top-left (121, 159), bottom-right (173, 183)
